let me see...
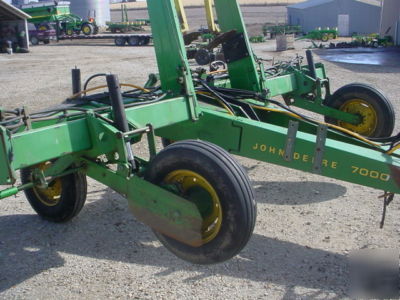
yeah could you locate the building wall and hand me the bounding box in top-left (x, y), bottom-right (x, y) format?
top-left (346, 0), bottom-right (381, 35)
top-left (380, 0), bottom-right (400, 45)
top-left (288, 0), bottom-right (381, 35)
top-left (288, 2), bottom-right (338, 32)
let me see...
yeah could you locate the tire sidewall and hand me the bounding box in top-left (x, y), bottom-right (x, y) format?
top-left (21, 169), bottom-right (87, 222)
top-left (145, 141), bottom-right (255, 264)
top-left (324, 84), bottom-right (395, 138)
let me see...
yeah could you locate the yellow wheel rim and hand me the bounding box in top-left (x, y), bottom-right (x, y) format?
top-left (38, 26), bottom-right (47, 31)
top-left (163, 170), bottom-right (222, 244)
top-left (67, 29), bottom-right (73, 36)
top-left (83, 26), bottom-right (90, 34)
top-left (338, 99), bottom-right (378, 136)
top-left (33, 162), bottom-right (62, 207)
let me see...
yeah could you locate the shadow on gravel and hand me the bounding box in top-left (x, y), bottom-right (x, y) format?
top-left (252, 181), bottom-right (347, 205)
top-left (0, 190), bottom-right (348, 298)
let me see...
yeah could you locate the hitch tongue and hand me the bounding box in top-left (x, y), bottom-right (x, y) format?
top-left (379, 192), bottom-right (395, 228)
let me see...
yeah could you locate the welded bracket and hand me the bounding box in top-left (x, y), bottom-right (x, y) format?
top-left (180, 65), bottom-right (199, 121)
top-left (0, 126), bottom-right (16, 184)
top-left (284, 120), bottom-right (299, 162)
top-left (222, 33), bottom-right (250, 63)
top-left (313, 125), bottom-right (328, 174)
top-left (32, 168), bottom-right (47, 189)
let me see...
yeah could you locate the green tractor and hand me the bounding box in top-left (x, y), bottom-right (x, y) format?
top-left (299, 28), bottom-right (338, 42)
top-left (21, 1), bottom-right (99, 36)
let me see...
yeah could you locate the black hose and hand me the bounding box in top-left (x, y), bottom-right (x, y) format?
top-left (83, 73), bottom-right (107, 92)
top-left (198, 81), bottom-right (235, 115)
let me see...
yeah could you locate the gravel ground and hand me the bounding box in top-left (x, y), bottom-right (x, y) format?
top-left (0, 10), bottom-right (400, 300)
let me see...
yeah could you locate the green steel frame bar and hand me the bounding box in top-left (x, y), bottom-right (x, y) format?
top-left (0, 0), bottom-right (399, 237)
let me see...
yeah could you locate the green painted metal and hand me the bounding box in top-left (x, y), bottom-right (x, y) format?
top-left (1, 0), bottom-right (400, 260)
top-left (21, 2), bottom-right (71, 24)
top-left (5, 98), bottom-right (191, 173)
top-left (157, 108), bottom-right (400, 194)
top-left (0, 126), bottom-right (16, 184)
top-left (106, 4), bottom-right (150, 33)
top-left (84, 159), bottom-right (203, 246)
top-left (0, 187), bottom-right (19, 199)
top-left (21, 2), bottom-right (98, 35)
top-left (263, 25), bottom-right (302, 37)
top-left (147, 0), bottom-right (194, 96)
top-left (298, 28), bottom-right (338, 41)
top-left (213, 0), bottom-right (261, 92)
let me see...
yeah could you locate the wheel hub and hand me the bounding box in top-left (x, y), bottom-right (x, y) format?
top-left (338, 99), bottom-right (378, 136)
top-left (163, 170), bottom-right (222, 244)
top-left (33, 162), bottom-right (62, 207)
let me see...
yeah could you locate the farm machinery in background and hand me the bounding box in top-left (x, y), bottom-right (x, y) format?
top-left (22, 1), bottom-right (152, 47)
top-left (21, 1), bottom-right (99, 36)
top-left (1, 0), bottom-right (400, 265)
top-left (175, 0), bottom-right (226, 65)
top-left (298, 28), bottom-right (338, 42)
top-left (262, 25), bottom-right (337, 42)
top-left (329, 34), bottom-right (394, 49)
top-left (106, 4), bottom-right (150, 33)
top-left (263, 24), bottom-right (302, 39)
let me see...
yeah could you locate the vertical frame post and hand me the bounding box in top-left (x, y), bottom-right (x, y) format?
top-left (213, 0), bottom-right (262, 92)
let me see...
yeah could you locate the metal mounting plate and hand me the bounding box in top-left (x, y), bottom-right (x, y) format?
top-left (222, 33), bottom-right (249, 64)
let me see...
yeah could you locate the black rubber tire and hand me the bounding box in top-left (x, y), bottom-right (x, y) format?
top-left (21, 166), bottom-right (87, 223)
top-left (195, 49), bottom-right (212, 65)
top-left (324, 83), bottom-right (395, 138)
top-left (66, 28), bottom-right (74, 36)
top-left (143, 37), bottom-right (151, 45)
top-left (138, 37), bottom-right (146, 46)
top-left (128, 36), bottom-right (139, 46)
top-left (43, 40), bottom-right (50, 45)
top-left (145, 140), bottom-right (256, 264)
top-left (81, 23), bottom-right (93, 36)
top-left (30, 36), bottom-right (39, 46)
top-left (161, 137), bottom-right (173, 148)
top-left (114, 37), bottom-right (126, 46)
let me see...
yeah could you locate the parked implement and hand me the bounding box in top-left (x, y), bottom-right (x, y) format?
top-left (21, 1), bottom-right (99, 36)
top-left (263, 24), bottom-right (302, 39)
top-left (106, 4), bottom-right (150, 33)
top-left (1, 0), bottom-right (399, 264)
top-left (299, 28), bottom-right (338, 41)
top-left (56, 33), bottom-right (152, 47)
